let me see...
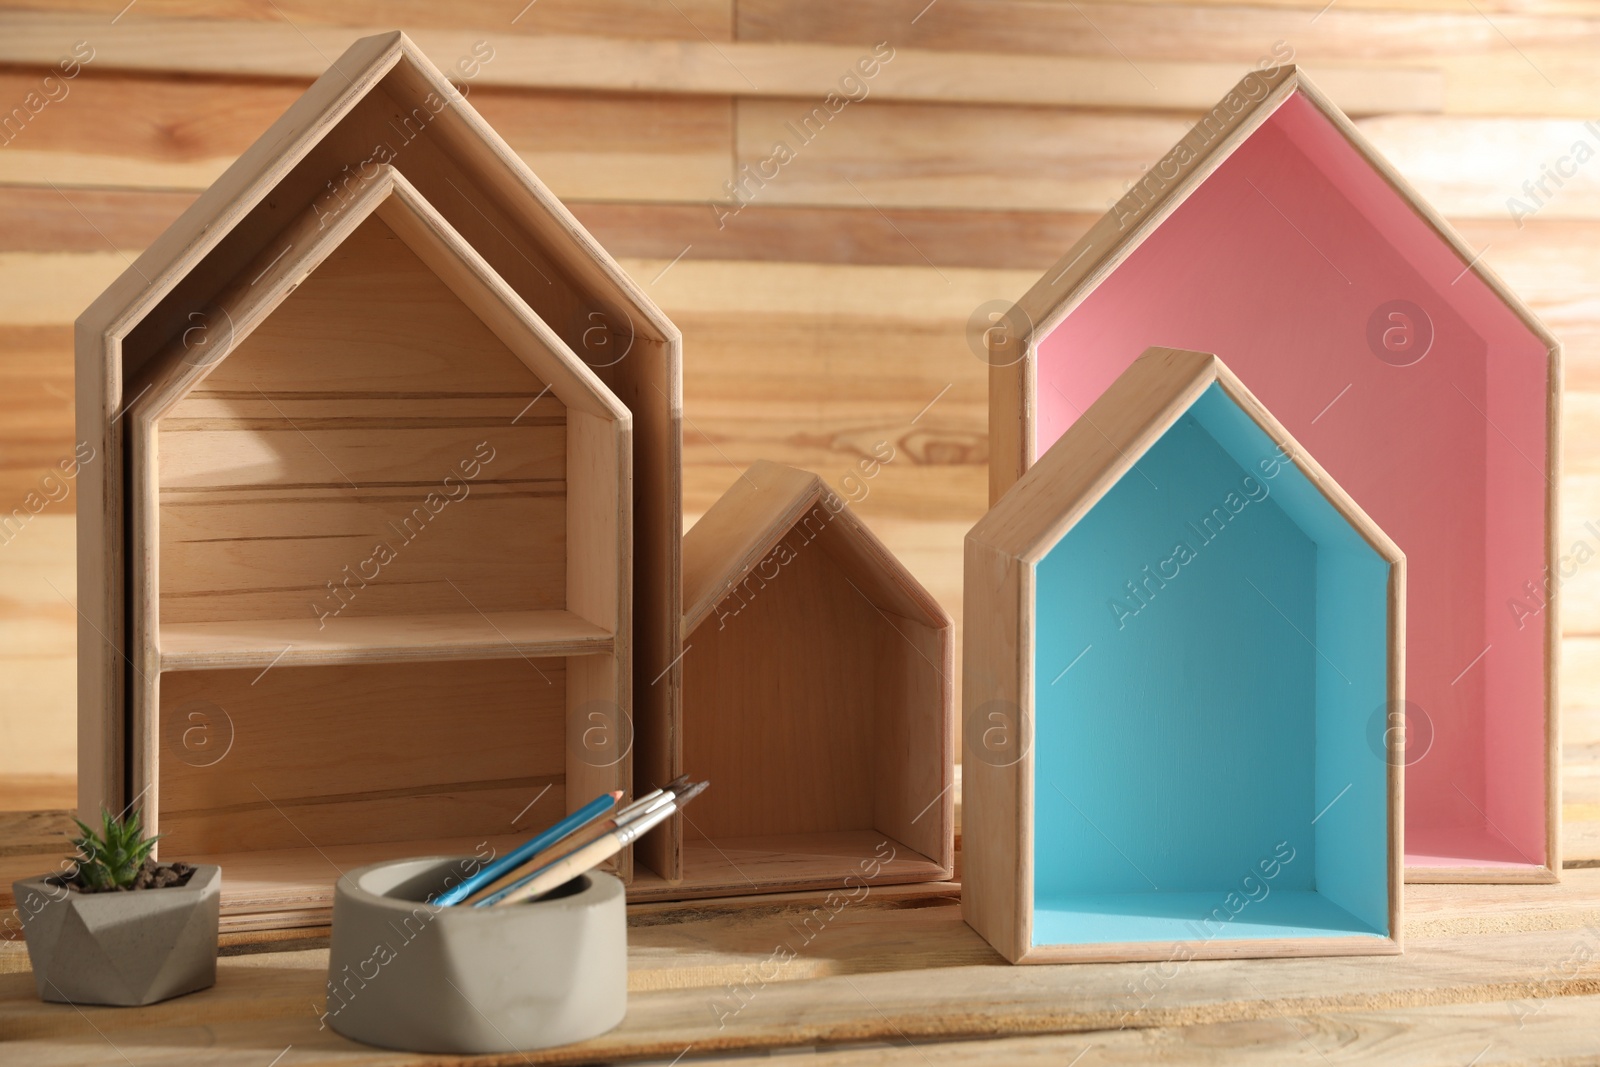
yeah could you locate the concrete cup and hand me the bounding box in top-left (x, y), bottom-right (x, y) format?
top-left (323, 855), bottom-right (627, 1053)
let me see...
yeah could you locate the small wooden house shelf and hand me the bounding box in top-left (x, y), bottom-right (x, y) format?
top-left (76, 33), bottom-right (685, 923)
top-left (988, 65), bottom-right (1560, 883)
top-left (632, 461), bottom-right (953, 897)
top-left (124, 166), bottom-right (632, 922)
top-left (965, 348), bottom-right (1403, 964)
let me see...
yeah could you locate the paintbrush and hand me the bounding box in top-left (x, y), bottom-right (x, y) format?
top-left (482, 780), bottom-right (709, 907)
top-left (434, 789), bottom-right (621, 906)
top-left (458, 776), bottom-right (692, 906)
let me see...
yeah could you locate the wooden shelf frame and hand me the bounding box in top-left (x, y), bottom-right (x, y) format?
top-left (987, 64), bottom-right (1560, 884)
top-left (74, 34), bottom-right (683, 872)
top-left (668, 460), bottom-right (955, 895)
top-left (965, 347), bottom-right (1405, 964)
top-left (123, 165), bottom-right (634, 887)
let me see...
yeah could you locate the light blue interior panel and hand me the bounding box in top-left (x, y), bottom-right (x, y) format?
top-left (1032, 385), bottom-right (1391, 946)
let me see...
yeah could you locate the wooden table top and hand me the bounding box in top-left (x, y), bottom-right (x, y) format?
top-left (5, 869), bottom-right (1600, 1065)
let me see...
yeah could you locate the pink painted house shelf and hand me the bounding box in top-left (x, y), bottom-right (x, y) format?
top-left (989, 65), bottom-right (1560, 882)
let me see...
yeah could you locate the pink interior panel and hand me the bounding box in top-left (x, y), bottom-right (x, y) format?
top-left (1036, 90), bottom-right (1552, 871)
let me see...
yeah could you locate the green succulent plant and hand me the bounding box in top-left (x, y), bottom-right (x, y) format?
top-left (68, 809), bottom-right (161, 891)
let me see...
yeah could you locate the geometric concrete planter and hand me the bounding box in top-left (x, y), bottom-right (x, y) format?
top-left (11, 865), bottom-right (220, 1006)
top-left (325, 857), bottom-right (626, 1053)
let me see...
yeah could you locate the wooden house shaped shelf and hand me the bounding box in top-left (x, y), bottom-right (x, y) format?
top-left (640, 461), bottom-right (954, 897)
top-left (965, 348), bottom-right (1403, 964)
top-left (124, 166), bottom-right (632, 920)
top-left (988, 65), bottom-right (1560, 883)
top-left (76, 34), bottom-right (681, 928)
top-left (985, 68), bottom-right (1561, 883)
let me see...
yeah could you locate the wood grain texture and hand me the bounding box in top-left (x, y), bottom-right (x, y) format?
top-left (0, 327), bottom-right (75, 518)
top-left (993, 68), bottom-right (1560, 884)
top-left (740, 0), bottom-right (1600, 77)
top-left (146, 215), bottom-right (572, 623)
top-left (961, 535), bottom-right (1029, 963)
top-left (8, 872), bottom-right (1600, 1062)
top-left (484, 1001), bottom-right (1600, 1065)
top-left (678, 461), bottom-right (953, 892)
top-left (5, 244), bottom-right (1599, 840)
top-left (628, 831), bottom-right (952, 902)
top-left (5, 47), bottom-right (1600, 226)
top-left (0, 66), bottom-right (731, 201)
top-left (969, 349), bottom-right (1406, 962)
top-left (106, 156), bottom-right (633, 921)
top-left (155, 660), bottom-right (568, 854)
top-left (0, 0), bottom-right (735, 39)
top-left (35, 2), bottom-right (1600, 119)
top-left (0, 12), bottom-right (1442, 114)
top-left (69, 35), bottom-right (675, 899)
top-left (0, 189), bottom-right (196, 254)
top-left (172, 830), bottom-right (545, 928)
top-left (0, 186), bottom-right (1103, 271)
top-left (0, 8), bottom-right (1595, 1055)
top-left (158, 611), bottom-right (612, 669)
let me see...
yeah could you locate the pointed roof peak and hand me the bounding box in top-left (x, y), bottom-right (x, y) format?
top-left (1002, 63), bottom-right (1553, 353)
top-left (127, 164), bottom-right (628, 429)
top-left (81, 29), bottom-right (674, 351)
top-left (684, 461), bottom-right (947, 634)
top-left (974, 347), bottom-right (1402, 567)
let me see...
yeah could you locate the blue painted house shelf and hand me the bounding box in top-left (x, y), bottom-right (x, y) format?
top-left (963, 347), bottom-right (1405, 964)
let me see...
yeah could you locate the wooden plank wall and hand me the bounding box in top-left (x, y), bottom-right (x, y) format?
top-left (0, 0), bottom-right (1595, 864)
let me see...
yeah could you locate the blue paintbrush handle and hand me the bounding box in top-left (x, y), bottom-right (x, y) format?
top-left (433, 790), bottom-right (619, 906)
top-left (474, 802), bottom-right (663, 908)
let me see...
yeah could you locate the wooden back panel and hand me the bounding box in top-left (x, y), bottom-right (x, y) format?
top-left (683, 515), bottom-right (943, 842)
top-left (157, 659), bottom-right (567, 855)
top-left (684, 522), bottom-right (873, 838)
top-left (157, 215), bottom-right (567, 625)
top-left (870, 609), bottom-right (950, 867)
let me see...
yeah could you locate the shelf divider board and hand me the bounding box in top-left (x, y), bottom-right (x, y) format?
top-left (188, 832), bottom-right (536, 928)
top-left (626, 831), bottom-right (949, 902)
top-left (186, 832), bottom-right (946, 931)
top-left (159, 610), bottom-right (613, 670)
